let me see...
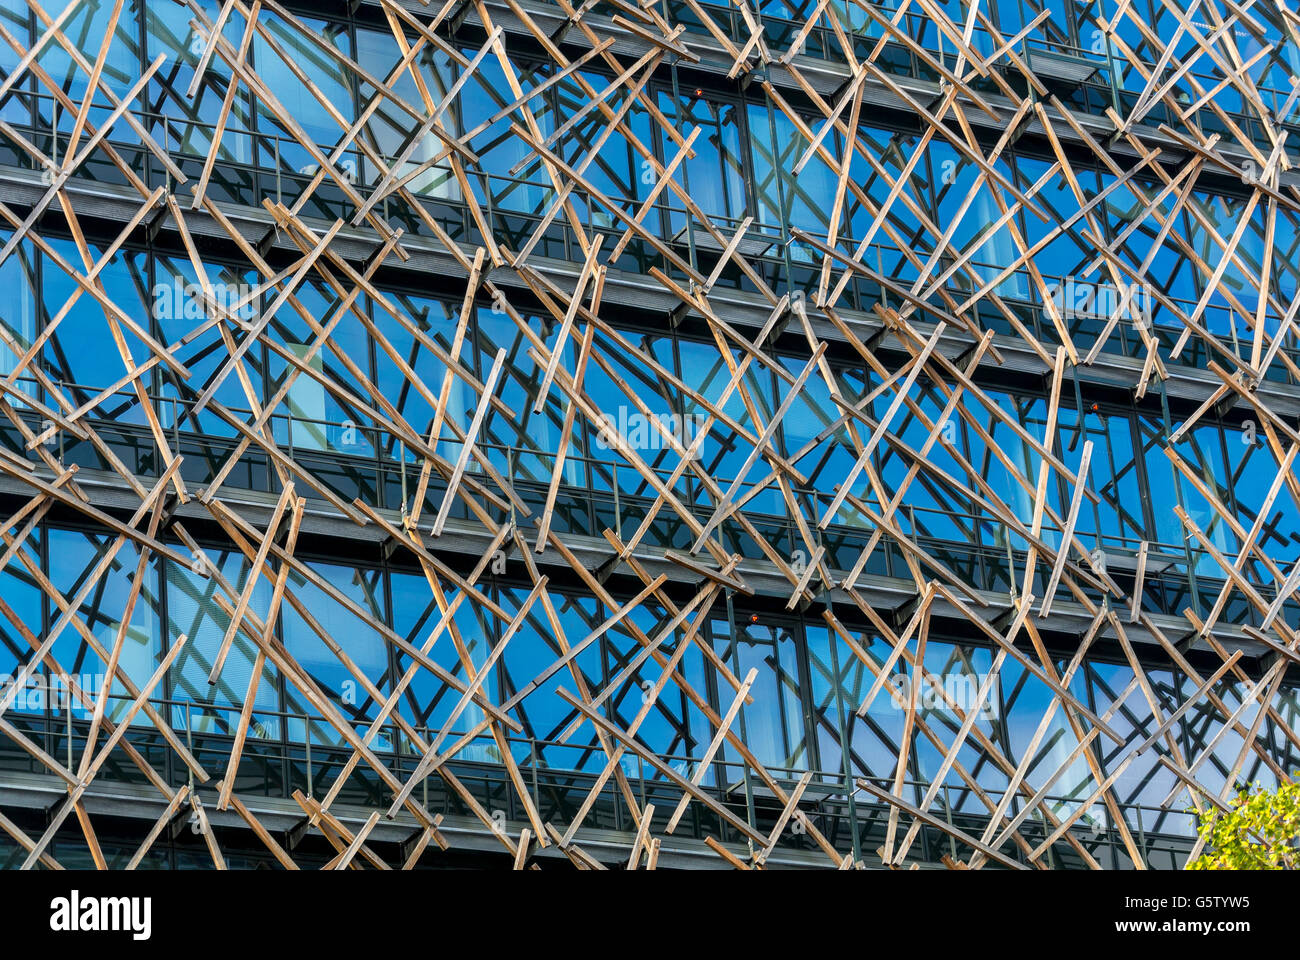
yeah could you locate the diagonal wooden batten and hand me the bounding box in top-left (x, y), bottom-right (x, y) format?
top-left (195, 228), bottom-right (407, 502)
top-left (295, 791), bottom-right (391, 869)
top-left (664, 666), bottom-right (756, 834)
top-left (601, 304), bottom-right (798, 566)
top-left (0, 202), bottom-right (190, 389)
top-left (568, 579), bottom-right (722, 722)
top-left (61, 0), bottom-right (126, 159)
top-left (385, 576), bottom-right (546, 817)
top-left (190, 0), bottom-right (262, 211)
top-left (1130, 650), bottom-right (1246, 757)
top-left (693, 342), bottom-right (827, 551)
top-left (22, 9), bottom-right (183, 185)
top-left (124, 785), bottom-right (191, 871)
top-left (966, 612), bottom-right (1112, 867)
top-left (207, 481), bottom-right (295, 685)
top-left (856, 777), bottom-right (1027, 870)
top-left (184, 1), bottom-right (401, 237)
top-left (186, 0), bottom-right (239, 99)
top-left (836, 330), bottom-right (997, 587)
top-left (190, 219), bottom-right (344, 418)
top-left (819, 324), bottom-right (945, 530)
top-left (430, 346), bottom-right (506, 536)
top-left (216, 496), bottom-right (304, 812)
top-left (251, 215), bottom-right (516, 504)
top-left (226, 793), bottom-right (301, 869)
top-left (19, 633), bottom-right (189, 870)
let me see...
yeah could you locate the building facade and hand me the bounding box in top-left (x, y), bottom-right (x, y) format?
top-left (0, 0), bottom-right (1297, 869)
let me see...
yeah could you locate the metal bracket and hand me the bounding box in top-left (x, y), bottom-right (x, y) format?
top-left (255, 224), bottom-right (279, 261)
top-left (449, 0), bottom-right (476, 33)
top-left (286, 815), bottom-right (313, 850)
top-left (890, 592), bottom-right (922, 630)
top-left (145, 201), bottom-right (169, 244)
top-left (550, 15), bottom-right (578, 45)
top-left (168, 805), bottom-right (199, 840)
top-left (382, 532), bottom-right (405, 561)
top-left (741, 65), bottom-right (770, 92)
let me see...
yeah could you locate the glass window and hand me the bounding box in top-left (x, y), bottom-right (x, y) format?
top-left (357, 25), bottom-right (459, 201)
top-left (38, 0), bottom-right (142, 134)
top-left (554, 69), bottom-right (654, 225)
top-left (911, 639), bottom-right (1007, 813)
top-left (712, 615), bottom-right (813, 775)
top-left (389, 570), bottom-right (497, 763)
top-left (462, 54), bottom-right (555, 218)
top-left (965, 390), bottom-right (1058, 555)
top-left (146, 0), bottom-right (253, 164)
top-left (0, 230), bottom-right (36, 401)
top-left (1057, 403), bottom-right (1145, 550)
top-left (845, 124), bottom-right (925, 288)
top-left (152, 253), bottom-right (261, 421)
top-left (282, 560), bottom-right (390, 748)
top-left (1222, 419), bottom-right (1300, 570)
top-left (164, 549), bottom-right (279, 738)
top-left (1088, 660), bottom-right (1188, 836)
top-left (252, 11), bottom-right (354, 176)
top-left (658, 88), bottom-right (747, 231)
top-left (748, 99), bottom-right (841, 263)
top-left (999, 654), bottom-right (1096, 825)
top-left (826, 620), bottom-right (914, 791)
top-left (602, 595), bottom-right (713, 778)
top-left (42, 239), bottom-right (150, 423)
top-left (0, 528), bottom-right (43, 718)
top-left (496, 585), bottom-right (603, 769)
top-left (264, 280), bottom-right (375, 457)
top-left (477, 306), bottom-right (581, 488)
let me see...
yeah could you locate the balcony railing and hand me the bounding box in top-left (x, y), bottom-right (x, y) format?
top-left (0, 372), bottom-right (1292, 630)
top-left (5, 84), bottom-right (1296, 382)
top-left (0, 688), bottom-right (1202, 868)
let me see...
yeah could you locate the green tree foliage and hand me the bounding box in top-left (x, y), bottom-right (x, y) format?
top-left (1188, 779), bottom-right (1300, 870)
